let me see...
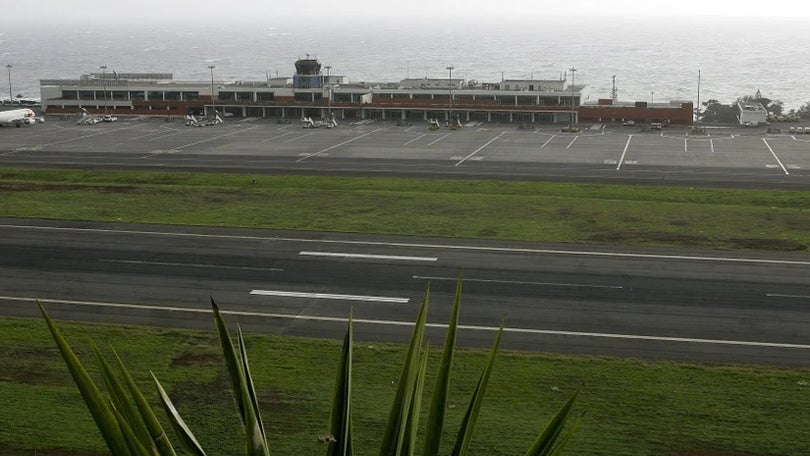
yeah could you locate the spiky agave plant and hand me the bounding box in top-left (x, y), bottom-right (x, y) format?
top-left (40, 276), bottom-right (581, 456)
top-left (39, 299), bottom-right (268, 456)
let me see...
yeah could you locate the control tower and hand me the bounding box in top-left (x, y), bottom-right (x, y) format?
top-left (293, 56), bottom-right (324, 89)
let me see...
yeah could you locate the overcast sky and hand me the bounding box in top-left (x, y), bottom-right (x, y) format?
top-left (28, 0), bottom-right (810, 23)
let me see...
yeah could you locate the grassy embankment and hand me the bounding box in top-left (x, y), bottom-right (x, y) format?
top-left (1, 167), bottom-right (810, 251)
top-left (2, 167), bottom-right (810, 454)
top-left (2, 317), bottom-right (810, 456)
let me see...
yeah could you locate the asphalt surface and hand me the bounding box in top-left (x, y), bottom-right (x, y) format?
top-left (2, 220), bottom-right (810, 367)
top-left (1, 117), bottom-right (810, 188)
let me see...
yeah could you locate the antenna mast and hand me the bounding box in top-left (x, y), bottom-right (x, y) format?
top-left (611, 75), bottom-right (618, 103)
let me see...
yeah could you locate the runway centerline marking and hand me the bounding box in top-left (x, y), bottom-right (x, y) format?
top-left (296, 128), bottom-right (382, 162)
top-left (617, 135), bottom-right (632, 170)
top-left (540, 135), bottom-right (555, 149)
top-left (412, 275), bottom-right (622, 289)
top-left (249, 290), bottom-right (409, 303)
top-left (455, 131), bottom-right (504, 166)
top-left (5, 224), bottom-right (810, 266)
top-left (99, 258), bottom-right (283, 272)
top-left (7, 295), bottom-right (810, 350)
top-left (762, 139), bottom-right (789, 175)
top-left (300, 251), bottom-right (437, 262)
top-left (566, 136), bottom-right (579, 149)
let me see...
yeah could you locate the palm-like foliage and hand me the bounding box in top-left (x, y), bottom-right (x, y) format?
top-left (39, 277), bottom-right (581, 455)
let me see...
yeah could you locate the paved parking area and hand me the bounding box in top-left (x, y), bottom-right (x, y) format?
top-left (2, 117), bottom-right (809, 180)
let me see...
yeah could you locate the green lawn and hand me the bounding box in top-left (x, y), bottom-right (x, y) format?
top-left (1, 168), bottom-right (810, 251)
top-left (1, 317), bottom-right (809, 455)
top-left (3, 167), bottom-right (810, 455)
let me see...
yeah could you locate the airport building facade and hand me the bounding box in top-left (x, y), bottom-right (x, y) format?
top-left (39, 58), bottom-right (693, 125)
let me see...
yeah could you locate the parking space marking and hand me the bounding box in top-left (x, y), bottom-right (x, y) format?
top-left (403, 133), bottom-right (426, 146)
top-left (540, 135), bottom-right (555, 149)
top-left (455, 131), bottom-right (504, 167)
top-left (616, 135), bottom-right (632, 170)
top-left (283, 132), bottom-right (316, 143)
top-left (173, 125), bottom-right (259, 150)
top-left (762, 139), bottom-right (789, 175)
top-left (129, 128), bottom-right (177, 141)
top-left (259, 131), bottom-right (297, 143)
top-left (148, 130), bottom-right (187, 141)
top-left (296, 128), bottom-right (383, 162)
top-left (35, 125), bottom-right (138, 148)
top-left (566, 136), bottom-right (579, 149)
top-left (427, 133), bottom-right (450, 146)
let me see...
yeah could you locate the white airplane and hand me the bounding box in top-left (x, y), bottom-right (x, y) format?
top-left (0, 108), bottom-right (44, 127)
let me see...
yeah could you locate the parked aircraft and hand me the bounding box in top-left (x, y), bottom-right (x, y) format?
top-left (0, 108), bottom-right (44, 127)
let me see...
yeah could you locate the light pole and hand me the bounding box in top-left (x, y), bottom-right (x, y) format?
top-left (208, 65), bottom-right (216, 117)
top-left (447, 65), bottom-right (454, 125)
top-left (5, 64), bottom-right (11, 104)
top-left (100, 65), bottom-right (108, 116)
top-left (569, 67), bottom-right (577, 126)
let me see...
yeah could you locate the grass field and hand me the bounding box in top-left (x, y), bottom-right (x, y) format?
top-left (2, 167), bottom-right (810, 455)
top-left (2, 316), bottom-right (810, 456)
top-left (1, 167), bottom-right (810, 251)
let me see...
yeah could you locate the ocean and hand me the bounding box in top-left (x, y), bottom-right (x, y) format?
top-left (2, 17), bottom-right (810, 110)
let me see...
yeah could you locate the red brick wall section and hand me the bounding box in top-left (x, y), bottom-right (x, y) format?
top-left (578, 103), bottom-right (694, 125)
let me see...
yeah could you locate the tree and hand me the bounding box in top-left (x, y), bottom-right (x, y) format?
top-left (701, 99), bottom-right (737, 123)
top-left (738, 91), bottom-right (783, 116)
top-left (797, 101), bottom-right (810, 119)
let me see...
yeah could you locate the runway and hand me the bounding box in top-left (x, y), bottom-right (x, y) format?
top-left (1, 118), bottom-right (810, 188)
top-left (2, 220), bottom-right (809, 366)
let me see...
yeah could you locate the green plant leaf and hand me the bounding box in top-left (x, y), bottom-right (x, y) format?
top-left (212, 298), bottom-right (248, 426)
top-left (151, 371), bottom-right (206, 456)
top-left (237, 326), bottom-right (270, 456)
top-left (523, 387), bottom-right (582, 456)
top-left (379, 284), bottom-right (430, 456)
top-left (112, 349), bottom-right (177, 456)
top-left (546, 414), bottom-right (583, 456)
top-left (89, 341), bottom-right (155, 454)
top-left (326, 310), bottom-right (353, 456)
top-left (39, 302), bottom-right (132, 456)
top-left (212, 299), bottom-right (268, 456)
top-left (403, 344), bottom-right (429, 456)
top-left (450, 319), bottom-right (505, 456)
top-left (423, 274), bottom-right (463, 456)
top-left (109, 401), bottom-right (154, 456)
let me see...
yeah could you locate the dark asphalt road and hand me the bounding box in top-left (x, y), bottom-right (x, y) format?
top-left (2, 220), bottom-right (809, 366)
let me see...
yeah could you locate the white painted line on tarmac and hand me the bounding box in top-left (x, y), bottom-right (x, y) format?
top-left (99, 258), bottom-right (283, 272)
top-left (9, 295), bottom-right (810, 349)
top-left (455, 131), bottom-right (504, 166)
top-left (37, 125), bottom-right (137, 148)
top-left (766, 293), bottom-right (810, 300)
top-left (171, 125), bottom-right (260, 150)
top-left (710, 139), bottom-right (714, 153)
top-left (540, 135), bottom-right (555, 149)
top-left (283, 131), bottom-right (316, 143)
top-left (566, 136), bottom-right (579, 149)
top-left (259, 131), bottom-right (297, 143)
top-left (5, 224), bottom-right (810, 266)
top-left (762, 139), bottom-right (789, 175)
top-left (412, 275), bottom-right (622, 289)
top-left (616, 135), bottom-right (632, 170)
top-left (427, 133), bottom-right (450, 146)
top-left (149, 130), bottom-right (187, 141)
top-left (129, 129), bottom-right (175, 141)
top-left (684, 138), bottom-right (688, 153)
top-left (301, 251), bottom-right (437, 261)
top-left (403, 134), bottom-right (426, 146)
top-left (249, 290), bottom-right (409, 303)
top-left (296, 128), bottom-right (382, 162)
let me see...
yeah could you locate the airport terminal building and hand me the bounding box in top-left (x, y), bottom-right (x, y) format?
top-left (39, 58), bottom-right (693, 125)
